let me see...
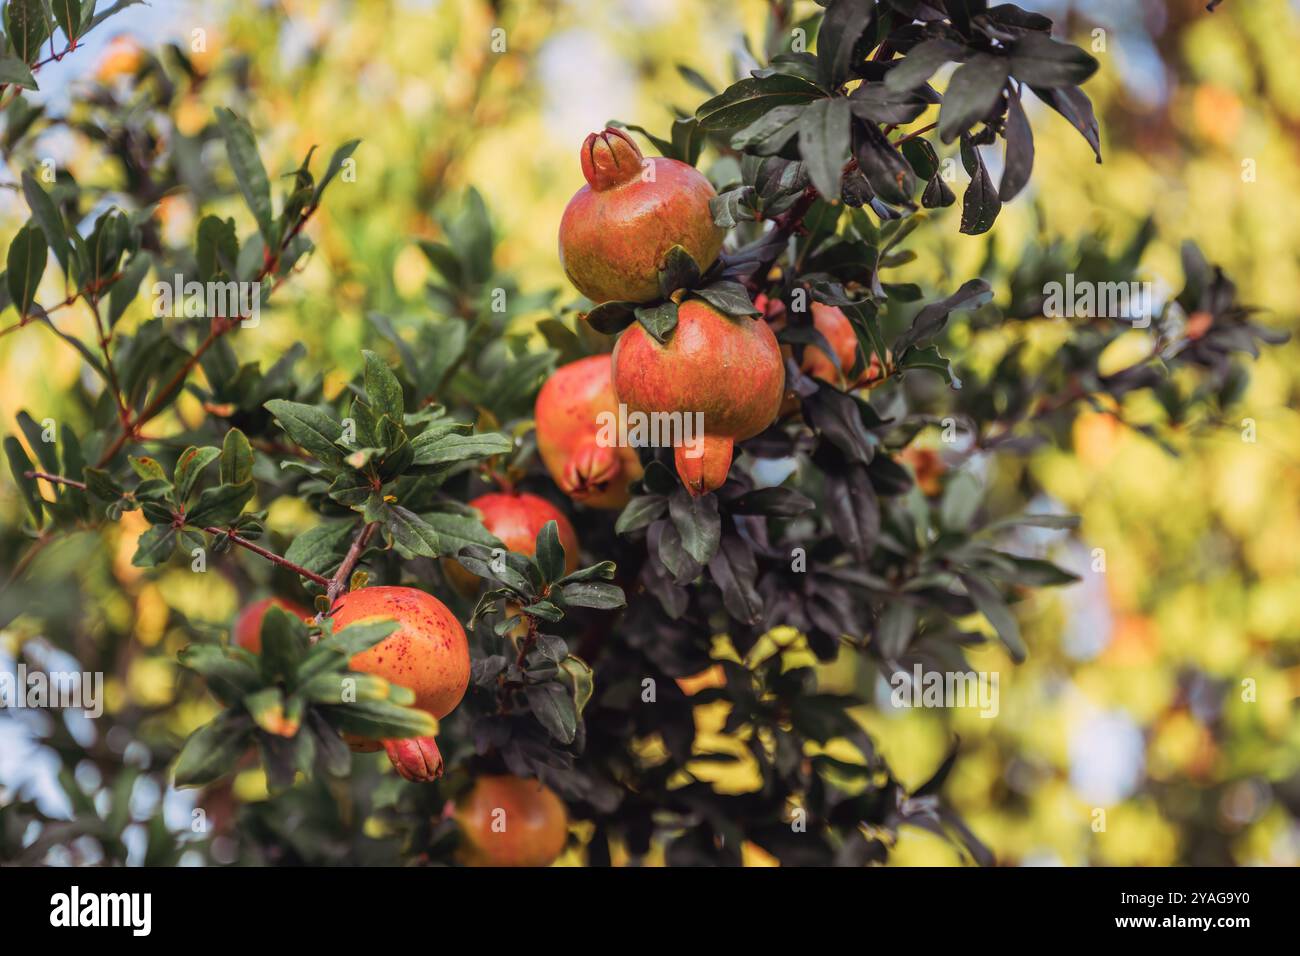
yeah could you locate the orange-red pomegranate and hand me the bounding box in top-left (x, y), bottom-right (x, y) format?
top-left (536, 354), bottom-right (643, 509)
top-left (454, 775), bottom-right (569, 867)
top-left (232, 596), bottom-right (311, 654)
top-left (558, 127), bottom-right (724, 304)
top-left (612, 299), bottom-right (784, 496)
top-left (446, 492), bottom-right (581, 593)
top-left (327, 586), bottom-right (470, 782)
top-left (759, 295), bottom-right (888, 389)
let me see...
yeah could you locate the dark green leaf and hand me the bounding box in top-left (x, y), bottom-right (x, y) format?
top-left (797, 97), bottom-right (852, 201)
top-left (6, 222), bottom-right (46, 318)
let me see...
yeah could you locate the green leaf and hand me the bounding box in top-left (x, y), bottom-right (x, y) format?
top-left (6, 222), bottom-right (47, 319)
top-left (884, 38), bottom-right (965, 92)
top-left (187, 481), bottom-right (255, 527)
top-left (939, 470), bottom-right (981, 530)
top-left (558, 656), bottom-right (594, 716)
top-left (129, 455), bottom-right (168, 482)
top-left (584, 300), bottom-right (638, 336)
top-left (107, 252), bottom-right (151, 327)
top-left (557, 581), bottom-right (626, 610)
top-left (0, 56), bottom-right (38, 89)
top-left (132, 525), bottom-right (177, 568)
top-left (693, 281), bottom-right (760, 317)
top-left (657, 244), bottom-right (701, 298)
top-left (320, 699), bottom-right (437, 740)
top-left (174, 446), bottom-right (220, 503)
top-left (959, 135), bottom-right (1002, 235)
top-left (177, 644), bottom-right (262, 703)
top-left (535, 520), bottom-right (566, 583)
top-left (196, 215), bottom-right (239, 282)
top-left (409, 430), bottom-right (511, 467)
top-left (875, 602), bottom-right (916, 659)
top-left (15, 410), bottom-right (56, 474)
top-left (615, 495), bottom-right (667, 535)
top-left (797, 97), bottom-right (852, 201)
top-left (696, 74), bottom-right (824, 132)
top-left (669, 488), bottom-right (721, 565)
top-left (283, 520), bottom-right (356, 582)
top-left (264, 399), bottom-right (345, 467)
top-left (1007, 34), bottom-right (1098, 88)
top-left (4, 436), bottom-right (42, 527)
top-left (220, 427), bottom-right (254, 485)
top-left (173, 712), bottom-right (255, 788)
top-left (524, 682), bottom-right (577, 744)
top-left (961, 573), bottom-right (1026, 662)
top-left (938, 54), bottom-right (1009, 144)
top-left (52, 0), bottom-right (81, 42)
top-left (816, 0), bottom-right (873, 90)
top-left (5, 0), bottom-right (49, 65)
top-left (417, 510), bottom-right (502, 554)
top-left (635, 301), bottom-right (679, 345)
top-left (730, 104), bottom-right (804, 154)
top-left (314, 139), bottom-right (360, 204)
top-left (21, 174), bottom-right (69, 277)
top-left (556, 560), bottom-right (617, 585)
top-left (384, 504), bottom-right (444, 558)
top-left (214, 108), bottom-right (276, 246)
top-left (362, 350), bottom-right (404, 423)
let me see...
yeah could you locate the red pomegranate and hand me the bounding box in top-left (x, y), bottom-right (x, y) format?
top-left (612, 299), bottom-right (785, 496)
top-left (558, 127), bottom-right (725, 304)
top-left (232, 596), bottom-right (311, 654)
top-left (327, 586), bottom-right (470, 782)
top-left (759, 295), bottom-right (888, 390)
top-left (445, 492), bottom-right (581, 593)
top-left (536, 354), bottom-right (643, 509)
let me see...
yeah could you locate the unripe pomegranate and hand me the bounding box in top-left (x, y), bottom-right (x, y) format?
top-left (454, 775), bottom-right (569, 867)
top-left (558, 127), bottom-right (725, 304)
top-left (328, 586), bottom-right (470, 781)
top-left (612, 300), bottom-right (784, 496)
top-left (232, 596), bottom-right (311, 654)
top-left (536, 354), bottom-right (643, 509)
top-left (444, 492), bottom-right (581, 594)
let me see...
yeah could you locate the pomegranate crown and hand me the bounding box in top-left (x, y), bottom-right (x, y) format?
top-left (580, 127), bottom-right (644, 190)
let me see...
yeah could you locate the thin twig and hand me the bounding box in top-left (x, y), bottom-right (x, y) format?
top-left (325, 521), bottom-right (379, 607)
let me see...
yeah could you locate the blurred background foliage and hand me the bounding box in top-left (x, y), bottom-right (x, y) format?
top-left (1, 0), bottom-right (1298, 866)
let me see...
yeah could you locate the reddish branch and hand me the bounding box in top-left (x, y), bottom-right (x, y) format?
top-left (21, 470), bottom-right (330, 586)
top-left (324, 521), bottom-right (379, 608)
top-left (94, 201), bottom-right (322, 468)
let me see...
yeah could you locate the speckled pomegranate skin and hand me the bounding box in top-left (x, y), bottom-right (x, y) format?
top-left (613, 299), bottom-right (784, 493)
top-left (233, 596), bottom-right (311, 654)
top-left (559, 128), bottom-right (725, 304)
top-left (328, 586), bottom-right (469, 720)
top-left (536, 354), bottom-right (643, 509)
top-left (455, 775), bottom-right (569, 867)
top-left (447, 492), bottom-right (581, 594)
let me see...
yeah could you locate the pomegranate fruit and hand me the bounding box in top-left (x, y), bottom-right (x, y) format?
top-left (536, 354), bottom-right (643, 509)
top-left (327, 586), bottom-right (470, 782)
top-left (759, 295), bottom-right (889, 390)
top-left (558, 127), bottom-right (725, 304)
top-left (445, 492), bottom-right (581, 594)
top-left (612, 299), bottom-right (784, 496)
top-left (232, 596), bottom-right (311, 654)
top-left (900, 446), bottom-right (945, 497)
top-left (454, 775), bottom-right (569, 867)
